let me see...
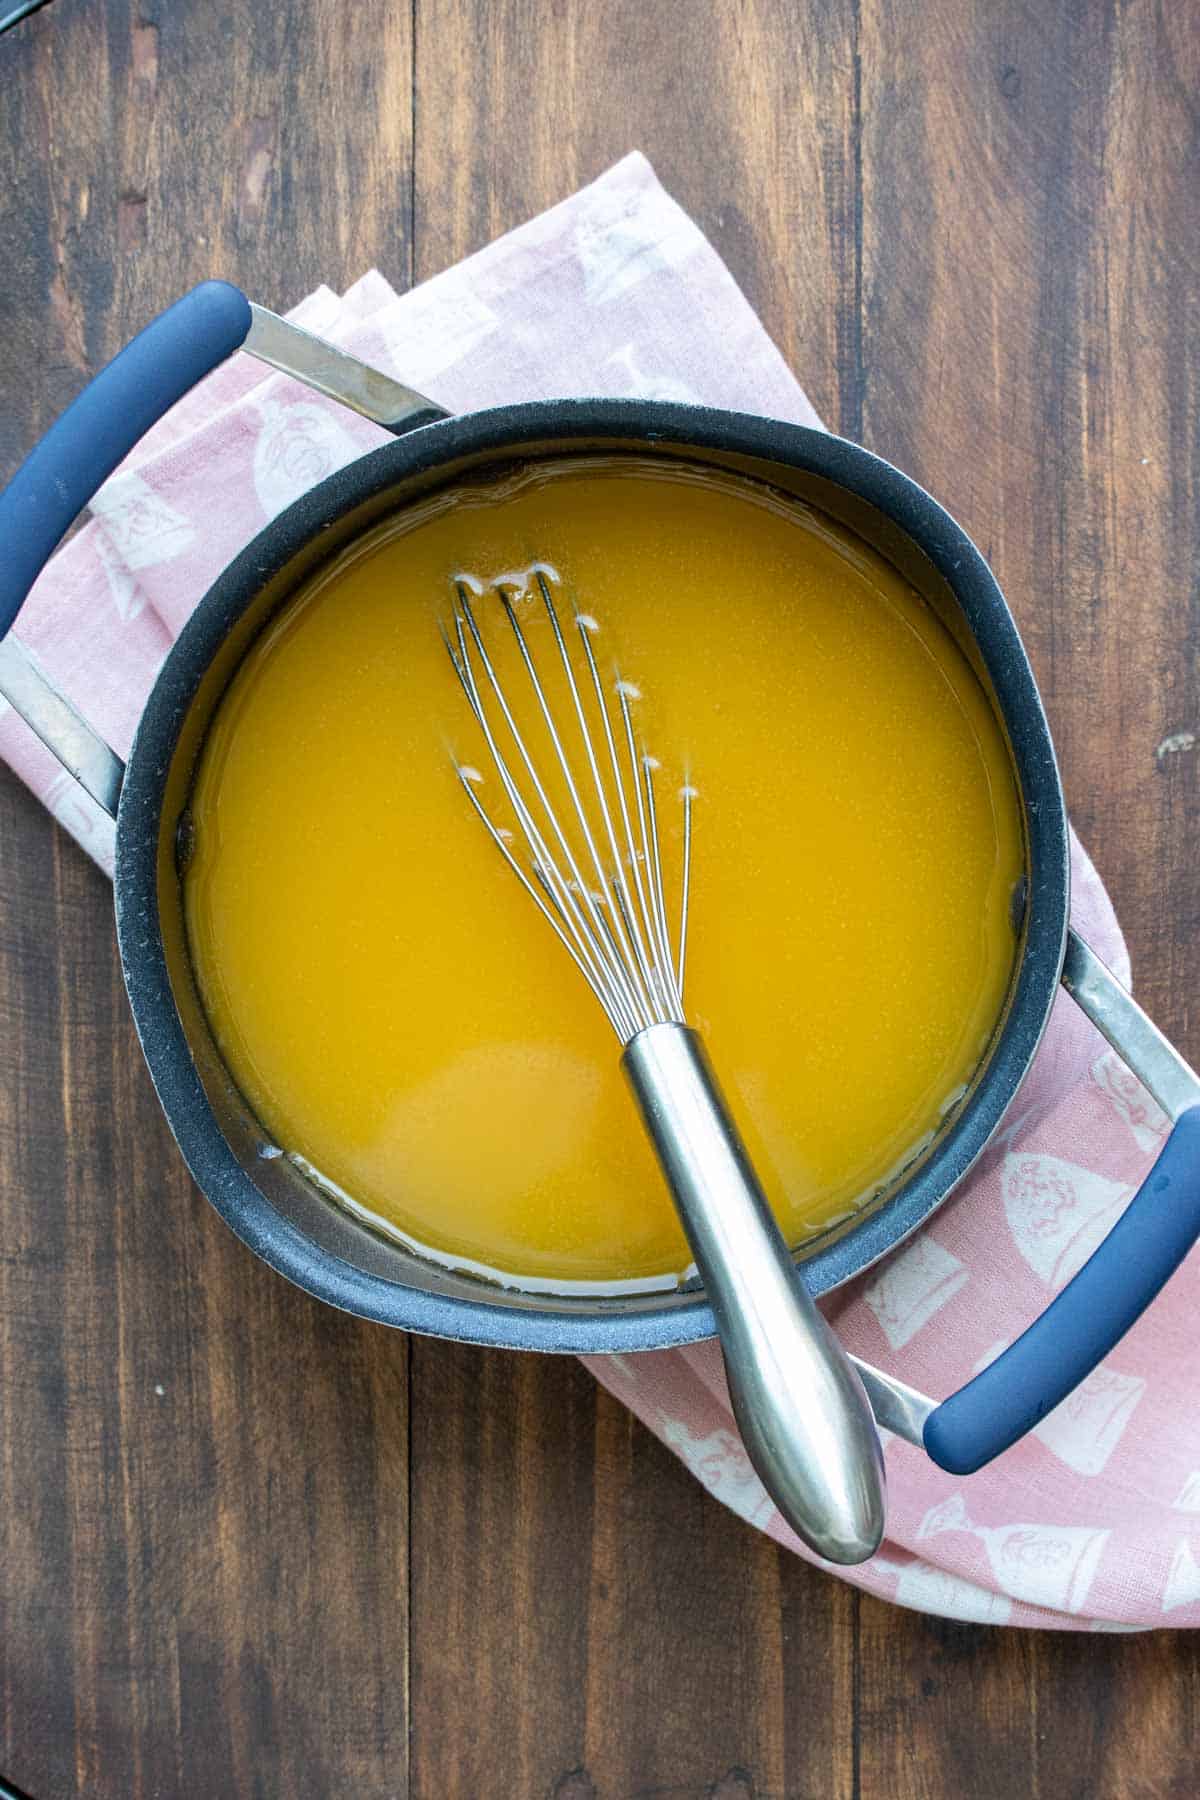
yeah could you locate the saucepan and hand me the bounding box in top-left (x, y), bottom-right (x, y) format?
top-left (2, 281), bottom-right (1198, 1485)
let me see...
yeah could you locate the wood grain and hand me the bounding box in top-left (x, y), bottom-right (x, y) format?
top-left (1, 0), bottom-right (1199, 1795)
top-left (0, 4), bottom-right (416, 1797)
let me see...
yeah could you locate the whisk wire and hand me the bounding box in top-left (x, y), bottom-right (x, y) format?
top-left (571, 594), bottom-right (669, 1018)
top-left (447, 571), bottom-right (692, 1046)
top-left (449, 605), bottom-right (639, 1035)
top-left (475, 580), bottom-right (652, 1033)
top-left (456, 767), bottom-right (626, 1027)
top-left (454, 593), bottom-right (635, 1017)
top-left (533, 574), bottom-right (659, 1028)
top-left (678, 783), bottom-right (694, 1000)
top-left (640, 752), bottom-right (679, 1020)
top-left (615, 683), bottom-right (674, 1019)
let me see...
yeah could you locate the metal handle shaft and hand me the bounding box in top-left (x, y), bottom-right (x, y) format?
top-left (622, 1023), bottom-right (885, 1563)
top-left (244, 305), bottom-right (447, 434)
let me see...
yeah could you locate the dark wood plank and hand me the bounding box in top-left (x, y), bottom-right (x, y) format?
top-left (857, 0), bottom-right (1200, 1067)
top-left (853, 2), bottom-right (1200, 1794)
top-left (857, 1592), bottom-right (1037, 1797)
top-left (408, 1347), bottom-right (858, 1799)
top-left (0, 3), bottom-right (415, 1796)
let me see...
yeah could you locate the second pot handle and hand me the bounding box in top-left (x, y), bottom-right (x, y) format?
top-left (922, 929), bottom-right (1200, 1475)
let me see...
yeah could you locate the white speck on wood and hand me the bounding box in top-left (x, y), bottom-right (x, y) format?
top-left (1156, 730), bottom-right (1197, 763)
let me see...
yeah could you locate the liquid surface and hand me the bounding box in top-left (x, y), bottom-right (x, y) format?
top-left (184, 459), bottom-right (1024, 1288)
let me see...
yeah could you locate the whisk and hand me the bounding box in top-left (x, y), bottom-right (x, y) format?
top-left (444, 569), bottom-right (885, 1564)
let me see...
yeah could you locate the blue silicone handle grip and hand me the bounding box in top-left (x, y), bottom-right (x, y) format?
top-left (0, 279), bottom-right (252, 642)
top-left (923, 1102), bottom-right (1200, 1474)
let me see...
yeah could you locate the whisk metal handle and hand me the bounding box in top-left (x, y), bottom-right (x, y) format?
top-left (622, 1023), bottom-right (885, 1565)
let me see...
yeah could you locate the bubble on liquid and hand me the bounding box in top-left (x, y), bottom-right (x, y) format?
top-left (484, 561), bottom-right (561, 603)
top-left (576, 612), bottom-right (600, 633)
top-left (458, 765), bottom-right (484, 784)
top-left (642, 754), bottom-right (662, 772)
top-left (614, 679), bottom-right (641, 699)
top-left (452, 571), bottom-right (485, 597)
top-left (680, 784), bottom-right (700, 800)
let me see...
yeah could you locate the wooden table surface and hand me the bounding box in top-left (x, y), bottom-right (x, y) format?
top-left (2, 2), bottom-right (1199, 1794)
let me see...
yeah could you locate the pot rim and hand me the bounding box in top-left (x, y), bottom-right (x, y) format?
top-left (113, 399), bottom-right (1069, 1353)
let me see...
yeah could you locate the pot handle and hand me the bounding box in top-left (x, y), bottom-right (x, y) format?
top-left (922, 929), bottom-right (1200, 1475)
top-left (0, 281), bottom-right (254, 642)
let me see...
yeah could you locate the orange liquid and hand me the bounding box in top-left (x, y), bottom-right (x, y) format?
top-left (184, 459), bottom-right (1024, 1289)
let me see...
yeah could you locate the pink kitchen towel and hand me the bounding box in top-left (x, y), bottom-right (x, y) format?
top-left (3, 152), bottom-right (1196, 1630)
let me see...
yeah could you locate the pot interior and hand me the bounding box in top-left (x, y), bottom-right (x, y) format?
top-left (118, 410), bottom-right (1067, 1346)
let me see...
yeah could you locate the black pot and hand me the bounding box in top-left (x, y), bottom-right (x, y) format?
top-left (2, 281), bottom-right (1198, 1478)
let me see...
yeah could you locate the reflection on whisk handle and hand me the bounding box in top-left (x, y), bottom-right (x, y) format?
top-left (622, 1024), bottom-right (886, 1565)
